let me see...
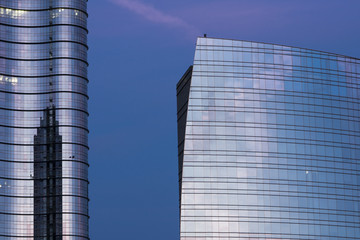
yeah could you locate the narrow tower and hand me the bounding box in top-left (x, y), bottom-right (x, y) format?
top-left (34, 107), bottom-right (63, 239)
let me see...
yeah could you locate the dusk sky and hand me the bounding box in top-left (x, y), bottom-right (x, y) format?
top-left (87, 1), bottom-right (360, 239)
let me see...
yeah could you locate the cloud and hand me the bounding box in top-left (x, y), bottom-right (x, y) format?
top-left (109, 0), bottom-right (198, 34)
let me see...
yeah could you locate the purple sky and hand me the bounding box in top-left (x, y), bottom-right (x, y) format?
top-left (88, 0), bottom-right (360, 239)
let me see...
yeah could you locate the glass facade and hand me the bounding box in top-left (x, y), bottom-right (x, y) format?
top-left (177, 37), bottom-right (360, 239)
top-left (0, 0), bottom-right (89, 239)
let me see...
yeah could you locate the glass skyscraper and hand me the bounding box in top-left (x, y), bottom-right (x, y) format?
top-left (0, 0), bottom-right (89, 239)
top-left (177, 37), bottom-right (360, 239)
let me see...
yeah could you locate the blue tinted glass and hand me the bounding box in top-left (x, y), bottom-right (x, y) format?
top-left (178, 37), bottom-right (360, 240)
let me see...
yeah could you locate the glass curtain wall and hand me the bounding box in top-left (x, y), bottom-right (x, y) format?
top-left (0, 0), bottom-right (89, 239)
top-left (177, 37), bottom-right (360, 239)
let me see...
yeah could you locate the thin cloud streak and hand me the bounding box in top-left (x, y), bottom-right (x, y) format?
top-left (109, 0), bottom-right (198, 34)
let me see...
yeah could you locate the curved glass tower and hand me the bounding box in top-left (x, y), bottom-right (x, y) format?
top-left (177, 37), bottom-right (360, 239)
top-left (0, 0), bottom-right (89, 239)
